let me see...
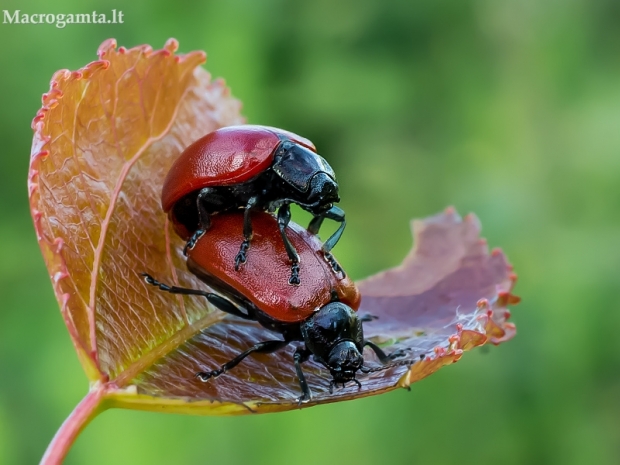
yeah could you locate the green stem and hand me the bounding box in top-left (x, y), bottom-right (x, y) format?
top-left (40, 386), bottom-right (108, 465)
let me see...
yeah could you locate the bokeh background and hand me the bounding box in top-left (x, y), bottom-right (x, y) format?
top-left (1, 0), bottom-right (619, 463)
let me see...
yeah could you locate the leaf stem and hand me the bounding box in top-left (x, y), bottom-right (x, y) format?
top-left (40, 386), bottom-right (108, 465)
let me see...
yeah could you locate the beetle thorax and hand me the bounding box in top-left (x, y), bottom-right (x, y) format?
top-left (271, 142), bottom-right (339, 211)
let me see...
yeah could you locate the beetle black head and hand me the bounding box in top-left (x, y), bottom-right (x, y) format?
top-left (326, 340), bottom-right (363, 384)
top-left (306, 172), bottom-right (339, 213)
top-left (272, 141), bottom-right (339, 212)
top-left (300, 301), bottom-right (364, 386)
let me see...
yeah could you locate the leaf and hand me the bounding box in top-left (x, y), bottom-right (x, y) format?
top-left (30, 39), bottom-right (518, 462)
top-left (129, 208), bottom-right (517, 413)
top-left (28, 38), bottom-right (244, 392)
top-left (356, 207), bottom-right (518, 387)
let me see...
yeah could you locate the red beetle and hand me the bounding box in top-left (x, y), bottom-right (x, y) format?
top-left (143, 212), bottom-right (405, 401)
top-left (161, 125), bottom-right (346, 285)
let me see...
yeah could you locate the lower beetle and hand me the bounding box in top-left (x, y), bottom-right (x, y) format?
top-left (143, 212), bottom-right (406, 401)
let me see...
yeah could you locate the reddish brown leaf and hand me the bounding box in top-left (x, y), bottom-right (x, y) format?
top-left (356, 207), bottom-right (517, 388)
top-left (29, 39), bottom-right (243, 385)
top-left (30, 40), bottom-right (518, 419)
top-left (130, 208), bottom-right (517, 413)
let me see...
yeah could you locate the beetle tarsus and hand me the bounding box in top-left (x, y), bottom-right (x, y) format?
top-left (141, 273), bottom-right (170, 291)
top-left (234, 240), bottom-right (250, 270)
top-left (297, 392), bottom-right (311, 406)
top-left (184, 229), bottom-right (205, 255)
top-left (324, 252), bottom-right (345, 277)
top-left (289, 261), bottom-right (301, 286)
top-left (195, 369), bottom-right (222, 381)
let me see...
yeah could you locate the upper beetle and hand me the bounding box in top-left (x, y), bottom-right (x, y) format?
top-left (161, 125), bottom-right (346, 285)
top-left (142, 212), bottom-right (406, 402)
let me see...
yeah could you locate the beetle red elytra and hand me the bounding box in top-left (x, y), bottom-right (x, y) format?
top-left (161, 125), bottom-right (346, 285)
top-left (185, 211), bottom-right (359, 324)
top-left (143, 212), bottom-right (407, 402)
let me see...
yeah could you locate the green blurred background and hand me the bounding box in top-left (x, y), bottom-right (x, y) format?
top-left (1, 0), bottom-right (619, 463)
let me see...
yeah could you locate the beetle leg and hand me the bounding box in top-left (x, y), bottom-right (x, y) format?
top-left (313, 206), bottom-right (346, 276)
top-left (235, 196), bottom-right (259, 270)
top-left (196, 188), bottom-right (213, 230)
top-left (140, 273), bottom-right (255, 320)
top-left (328, 378), bottom-right (362, 393)
top-left (196, 340), bottom-right (289, 382)
top-left (184, 229), bottom-right (206, 256)
top-left (307, 214), bottom-right (325, 235)
top-left (317, 206), bottom-right (346, 253)
top-left (183, 189), bottom-right (214, 255)
top-left (277, 204), bottom-right (301, 285)
top-left (294, 346), bottom-right (312, 405)
top-left (363, 340), bottom-right (409, 364)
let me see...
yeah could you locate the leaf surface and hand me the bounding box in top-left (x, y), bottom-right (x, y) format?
top-left (131, 208), bottom-right (518, 413)
top-left (29, 40), bottom-right (518, 416)
top-left (29, 39), bottom-right (243, 385)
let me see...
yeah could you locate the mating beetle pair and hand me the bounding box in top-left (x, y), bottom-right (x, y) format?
top-left (145, 125), bottom-right (407, 402)
top-left (143, 212), bottom-right (407, 401)
top-left (161, 125), bottom-right (346, 285)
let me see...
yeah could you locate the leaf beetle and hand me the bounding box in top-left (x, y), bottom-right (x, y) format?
top-left (161, 125), bottom-right (346, 285)
top-left (143, 212), bottom-right (407, 402)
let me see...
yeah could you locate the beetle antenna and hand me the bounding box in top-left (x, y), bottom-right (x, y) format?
top-left (360, 354), bottom-right (426, 373)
